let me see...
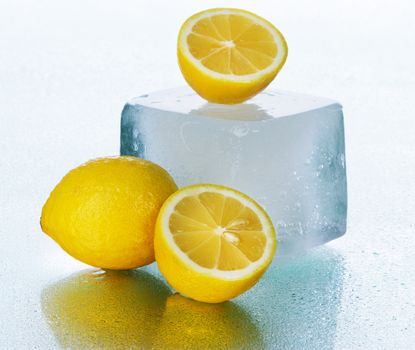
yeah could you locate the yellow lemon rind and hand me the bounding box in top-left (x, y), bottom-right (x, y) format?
top-left (41, 156), bottom-right (178, 270)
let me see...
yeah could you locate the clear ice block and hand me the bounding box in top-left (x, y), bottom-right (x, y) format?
top-left (120, 87), bottom-right (347, 255)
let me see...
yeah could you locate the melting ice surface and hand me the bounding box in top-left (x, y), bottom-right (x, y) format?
top-left (121, 87), bottom-right (347, 255)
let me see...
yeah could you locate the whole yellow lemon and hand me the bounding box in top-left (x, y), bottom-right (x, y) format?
top-left (41, 156), bottom-right (177, 270)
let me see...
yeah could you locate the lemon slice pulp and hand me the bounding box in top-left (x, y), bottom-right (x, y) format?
top-left (155, 184), bottom-right (277, 303)
top-left (178, 8), bottom-right (288, 104)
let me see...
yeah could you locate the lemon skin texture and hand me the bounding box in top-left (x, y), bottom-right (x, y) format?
top-left (41, 156), bottom-right (177, 270)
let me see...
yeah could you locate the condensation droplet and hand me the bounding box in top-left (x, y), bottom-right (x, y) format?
top-left (231, 125), bottom-right (249, 137)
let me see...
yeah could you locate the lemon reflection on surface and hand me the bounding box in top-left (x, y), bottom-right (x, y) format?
top-left (41, 269), bottom-right (170, 349)
top-left (153, 294), bottom-right (264, 350)
top-left (42, 268), bottom-right (263, 349)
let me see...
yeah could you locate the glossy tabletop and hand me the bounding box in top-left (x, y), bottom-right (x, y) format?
top-left (1, 0), bottom-right (414, 349)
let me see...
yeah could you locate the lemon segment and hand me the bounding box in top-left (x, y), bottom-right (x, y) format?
top-left (155, 184), bottom-right (277, 303)
top-left (178, 8), bottom-right (288, 104)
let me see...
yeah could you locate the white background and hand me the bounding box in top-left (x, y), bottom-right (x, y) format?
top-left (1, 0), bottom-right (414, 348)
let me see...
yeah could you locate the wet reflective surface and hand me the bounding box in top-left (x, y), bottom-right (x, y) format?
top-left (42, 270), bottom-right (170, 349)
top-left (41, 268), bottom-right (264, 349)
top-left (1, 0), bottom-right (415, 348)
top-left (39, 251), bottom-right (342, 349)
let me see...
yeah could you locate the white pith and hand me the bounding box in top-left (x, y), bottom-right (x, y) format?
top-left (179, 9), bottom-right (287, 82)
top-left (161, 185), bottom-right (276, 280)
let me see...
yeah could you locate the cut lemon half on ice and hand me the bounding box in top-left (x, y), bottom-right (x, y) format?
top-left (154, 184), bottom-right (277, 303)
top-left (178, 8), bottom-right (288, 104)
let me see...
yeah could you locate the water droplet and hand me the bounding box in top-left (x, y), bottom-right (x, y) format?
top-left (92, 270), bottom-right (106, 276)
top-left (231, 125), bottom-right (249, 137)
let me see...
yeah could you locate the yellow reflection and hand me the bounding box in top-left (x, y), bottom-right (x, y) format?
top-left (152, 294), bottom-right (264, 349)
top-left (42, 269), bottom-right (263, 349)
top-left (41, 269), bottom-right (171, 349)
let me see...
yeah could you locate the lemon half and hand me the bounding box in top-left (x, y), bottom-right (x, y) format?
top-left (155, 184), bottom-right (277, 303)
top-left (178, 8), bottom-right (288, 104)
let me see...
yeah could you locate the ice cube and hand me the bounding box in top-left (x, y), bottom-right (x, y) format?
top-left (120, 87), bottom-right (347, 255)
